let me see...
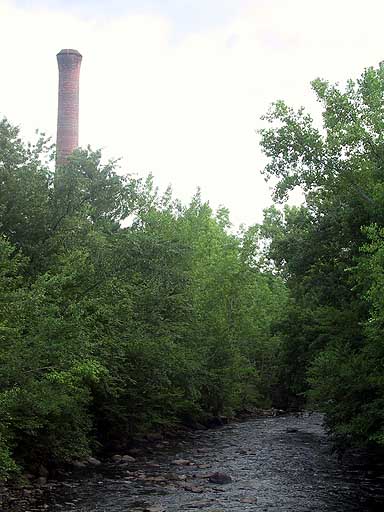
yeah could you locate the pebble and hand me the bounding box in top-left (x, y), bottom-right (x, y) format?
top-left (122, 455), bottom-right (136, 462)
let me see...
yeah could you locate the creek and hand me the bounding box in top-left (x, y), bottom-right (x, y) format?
top-left (7, 413), bottom-right (384, 511)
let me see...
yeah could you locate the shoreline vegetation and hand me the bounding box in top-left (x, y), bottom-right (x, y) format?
top-left (1, 62), bottom-right (384, 493)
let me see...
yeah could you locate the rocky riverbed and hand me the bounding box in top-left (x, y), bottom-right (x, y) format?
top-left (2, 413), bottom-right (384, 511)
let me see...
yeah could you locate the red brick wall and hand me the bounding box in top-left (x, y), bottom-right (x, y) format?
top-left (56, 49), bottom-right (82, 167)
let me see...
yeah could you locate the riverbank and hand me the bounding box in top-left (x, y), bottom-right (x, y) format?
top-left (0, 408), bottom-right (282, 510)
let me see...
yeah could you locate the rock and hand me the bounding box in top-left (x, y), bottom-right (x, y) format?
top-left (146, 475), bottom-right (166, 483)
top-left (200, 472), bottom-right (215, 479)
top-left (208, 472), bottom-right (232, 485)
top-left (122, 454), bottom-right (136, 462)
top-left (36, 476), bottom-right (47, 485)
top-left (72, 461), bottom-right (87, 469)
top-left (162, 472), bottom-right (184, 481)
top-left (111, 454), bottom-right (122, 462)
top-left (286, 428), bottom-right (298, 433)
top-left (240, 497), bottom-right (258, 503)
top-left (144, 506), bottom-right (166, 512)
top-left (171, 459), bottom-right (192, 466)
top-left (87, 456), bottom-right (101, 465)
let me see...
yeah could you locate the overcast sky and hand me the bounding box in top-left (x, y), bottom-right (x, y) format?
top-left (1, 0), bottom-right (384, 226)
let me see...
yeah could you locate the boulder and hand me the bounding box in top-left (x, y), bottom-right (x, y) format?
top-left (208, 472), bottom-right (232, 485)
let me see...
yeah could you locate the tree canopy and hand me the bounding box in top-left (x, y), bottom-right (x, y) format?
top-left (258, 64), bottom-right (384, 449)
top-left (2, 62), bottom-right (384, 480)
top-left (0, 118), bottom-right (286, 479)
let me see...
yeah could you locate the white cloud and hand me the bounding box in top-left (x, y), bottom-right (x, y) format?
top-left (1, 0), bottom-right (384, 226)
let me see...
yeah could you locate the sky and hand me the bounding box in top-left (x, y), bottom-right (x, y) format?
top-left (2, 0), bottom-right (384, 226)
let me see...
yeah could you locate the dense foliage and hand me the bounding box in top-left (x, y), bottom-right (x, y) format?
top-left (0, 118), bottom-right (287, 479)
top-left (258, 64), bottom-right (384, 450)
top-left (2, 62), bottom-right (383, 479)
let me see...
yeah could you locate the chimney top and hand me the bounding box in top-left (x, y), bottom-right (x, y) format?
top-left (57, 49), bottom-right (82, 58)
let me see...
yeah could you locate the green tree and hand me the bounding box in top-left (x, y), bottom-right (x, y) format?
top-left (259, 64), bottom-right (384, 446)
top-left (0, 116), bottom-right (288, 479)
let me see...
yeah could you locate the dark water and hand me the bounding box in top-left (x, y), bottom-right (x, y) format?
top-left (11, 414), bottom-right (384, 511)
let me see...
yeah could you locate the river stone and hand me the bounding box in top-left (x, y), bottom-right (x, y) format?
top-left (122, 455), bottom-right (136, 462)
top-left (87, 456), bottom-right (101, 465)
top-left (171, 458), bottom-right (191, 466)
top-left (240, 497), bottom-right (258, 503)
top-left (145, 475), bottom-right (166, 483)
top-left (208, 472), bottom-right (232, 484)
top-left (72, 461), bottom-right (87, 468)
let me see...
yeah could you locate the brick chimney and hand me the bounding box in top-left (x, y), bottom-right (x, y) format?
top-left (56, 49), bottom-right (82, 166)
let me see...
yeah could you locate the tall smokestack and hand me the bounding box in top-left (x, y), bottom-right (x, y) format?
top-left (56, 49), bottom-right (82, 166)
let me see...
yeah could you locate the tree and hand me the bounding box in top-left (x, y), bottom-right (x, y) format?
top-left (0, 117), bottom-right (288, 479)
top-left (258, 64), bottom-right (384, 446)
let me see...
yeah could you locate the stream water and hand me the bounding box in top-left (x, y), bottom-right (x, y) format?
top-left (6, 413), bottom-right (384, 511)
